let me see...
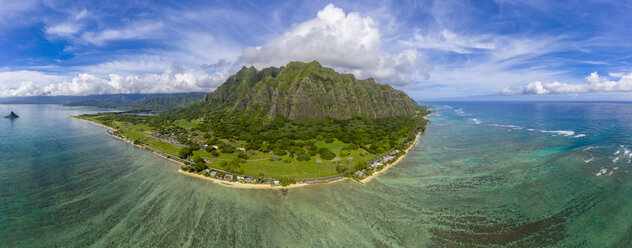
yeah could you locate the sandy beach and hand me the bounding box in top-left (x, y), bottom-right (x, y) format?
top-left (359, 131), bottom-right (422, 184)
top-left (178, 169), bottom-right (349, 189)
top-left (71, 117), bottom-right (116, 131)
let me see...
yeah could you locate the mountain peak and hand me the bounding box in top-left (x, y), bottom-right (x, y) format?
top-left (206, 61), bottom-right (419, 120)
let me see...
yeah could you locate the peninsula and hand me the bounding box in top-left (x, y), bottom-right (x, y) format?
top-left (75, 61), bottom-right (431, 188)
top-left (4, 111), bottom-right (19, 119)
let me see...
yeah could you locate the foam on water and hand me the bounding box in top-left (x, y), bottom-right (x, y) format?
top-left (540, 130), bottom-right (575, 136)
top-left (596, 168), bottom-right (608, 176)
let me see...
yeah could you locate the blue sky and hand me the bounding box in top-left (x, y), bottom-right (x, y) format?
top-left (0, 0), bottom-right (631, 100)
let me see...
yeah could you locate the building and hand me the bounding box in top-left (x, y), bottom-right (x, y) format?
top-left (273, 180), bottom-right (280, 185)
top-left (236, 147), bottom-right (246, 152)
top-left (355, 171), bottom-right (365, 178)
top-left (210, 171), bottom-right (217, 177)
top-left (224, 174), bottom-right (233, 180)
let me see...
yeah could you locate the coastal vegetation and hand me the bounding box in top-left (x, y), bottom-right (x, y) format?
top-left (76, 61), bottom-right (432, 186)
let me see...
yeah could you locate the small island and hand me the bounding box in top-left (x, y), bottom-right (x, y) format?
top-left (74, 61), bottom-right (432, 188)
top-left (4, 111), bottom-right (19, 119)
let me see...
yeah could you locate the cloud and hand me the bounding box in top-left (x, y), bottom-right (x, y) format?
top-left (238, 3), bottom-right (425, 86)
top-left (501, 72), bottom-right (632, 95)
top-left (0, 0), bottom-right (39, 27)
top-left (45, 9), bottom-right (89, 37)
top-left (0, 70), bottom-right (67, 88)
top-left (46, 22), bottom-right (81, 36)
top-left (400, 29), bottom-right (495, 54)
top-left (80, 21), bottom-right (164, 46)
top-left (405, 35), bottom-right (572, 98)
top-left (0, 69), bottom-right (227, 97)
top-left (200, 59), bottom-right (229, 70)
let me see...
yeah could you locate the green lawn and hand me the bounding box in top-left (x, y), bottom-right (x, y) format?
top-left (121, 129), bottom-right (150, 142)
top-left (146, 140), bottom-right (181, 155)
top-left (174, 119), bottom-right (202, 129)
top-left (315, 139), bottom-right (348, 150)
top-left (198, 148), bottom-right (372, 179)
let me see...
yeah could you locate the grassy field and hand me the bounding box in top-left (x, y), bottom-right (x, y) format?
top-left (79, 116), bottom-right (379, 180)
top-left (174, 119), bottom-right (202, 129)
top-left (146, 140), bottom-right (181, 155)
top-left (193, 148), bottom-right (370, 179)
top-left (314, 139), bottom-right (348, 150)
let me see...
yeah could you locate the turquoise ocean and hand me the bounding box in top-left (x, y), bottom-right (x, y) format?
top-left (2, 102), bottom-right (632, 247)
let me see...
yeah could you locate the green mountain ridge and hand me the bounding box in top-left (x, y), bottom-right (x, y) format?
top-left (204, 61), bottom-right (420, 120)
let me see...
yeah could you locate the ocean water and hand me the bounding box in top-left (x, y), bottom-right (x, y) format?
top-left (2, 102), bottom-right (632, 247)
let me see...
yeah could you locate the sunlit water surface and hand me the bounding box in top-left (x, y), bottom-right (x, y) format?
top-left (2, 102), bottom-right (632, 247)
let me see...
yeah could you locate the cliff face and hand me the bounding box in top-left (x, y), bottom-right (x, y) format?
top-left (205, 61), bottom-right (420, 120)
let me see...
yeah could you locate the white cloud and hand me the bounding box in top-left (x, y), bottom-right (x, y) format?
top-left (0, 70), bottom-right (66, 88)
top-left (406, 35), bottom-right (572, 98)
top-left (46, 22), bottom-right (81, 36)
top-left (75, 55), bottom-right (173, 76)
top-left (45, 9), bottom-right (89, 37)
top-left (0, 0), bottom-right (39, 27)
top-left (0, 69), bottom-right (227, 97)
top-left (80, 21), bottom-right (164, 46)
top-left (501, 72), bottom-right (632, 95)
top-left (400, 29), bottom-right (496, 54)
top-left (238, 3), bottom-right (425, 86)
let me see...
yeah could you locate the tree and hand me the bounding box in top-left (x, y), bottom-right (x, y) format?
top-left (221, 145), bottom-right (235, 153)
top-left (193, 162), bottom-right (207, 172)
top-left (178, 147), bottom-right (193, 159)
top-left (237, 152), bottom-right (249, 159)
top-left (205, 145), bottom-right (214, 152)
top-left (336, 164), bottom-right (348, 174)
top-left (192, 155), bottom-right (204, 164)
top-left (319, 148), bottom-right (336, 160)
top-left (274, 149), bottom-right (288, 156)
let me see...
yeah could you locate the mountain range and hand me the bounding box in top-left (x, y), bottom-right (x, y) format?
top-left (204, 61), bottom-right (420, 120)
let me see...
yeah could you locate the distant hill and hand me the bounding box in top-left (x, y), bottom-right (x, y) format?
top-left (0, 93), bottom-right (206, 111)
top-left (204, 61), bottom-right (420, 120)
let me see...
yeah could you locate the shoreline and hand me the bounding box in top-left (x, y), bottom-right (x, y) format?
top-left (72, 115), bottom-right (425, 188)
top-left (71, 116), bottom-right (116, 131)
top-left (73, 117), bottom-right (189, 166)
top-left (359, 131), bottom-right (422, 184)
top-left (177, 169), bottom-right (349, 189)
top-left (73, 116), bottom-right (350, 189)
top-left (359, 110), bottom-right (435, 184)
